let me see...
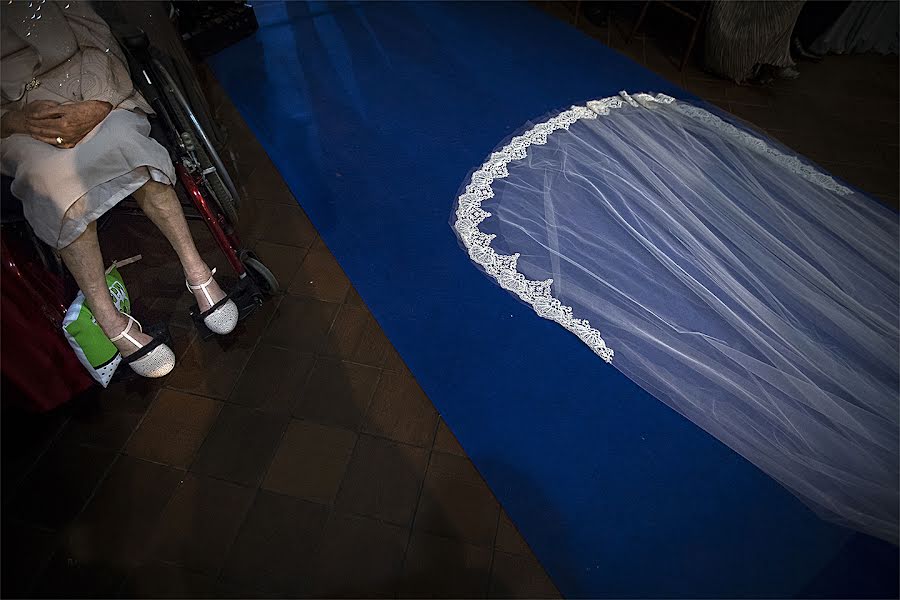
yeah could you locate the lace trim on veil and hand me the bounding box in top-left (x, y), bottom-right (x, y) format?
top-left (452, 91), bottom-right (852, 363)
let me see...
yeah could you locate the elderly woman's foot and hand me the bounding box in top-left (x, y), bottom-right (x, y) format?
top-left (185, 265), bottom-right (227, 311)
top-left (104, 312), bottom-right (176, 378)
top-left (185, 265), bottom-right (239, 335)
top-left (103, 312), bottom-right (153, 357)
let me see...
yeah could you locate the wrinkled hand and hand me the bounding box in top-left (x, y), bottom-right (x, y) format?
top-left (0, 100), bottom-right (59, 139)
top-left (23, 100), bottom-right (61, 116)
top-left (26, 100), bottom-right (112, 148)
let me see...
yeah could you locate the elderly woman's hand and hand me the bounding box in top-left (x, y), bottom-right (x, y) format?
top-left (25, 100), bottom-right (113, 148)
top-left (0, 100), bottom-right (59, 139)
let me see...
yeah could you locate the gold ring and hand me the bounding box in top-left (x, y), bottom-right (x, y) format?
top-left (55, 136), bottom-right (63, 145)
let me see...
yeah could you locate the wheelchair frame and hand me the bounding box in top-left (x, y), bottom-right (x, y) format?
top-left (118, 29), bottom-right (278, 332)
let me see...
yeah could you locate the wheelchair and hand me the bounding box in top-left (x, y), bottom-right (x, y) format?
top-left (117, 26), bottom-right (278, 334)
top-left (0, 25), bottom-right (278, 345)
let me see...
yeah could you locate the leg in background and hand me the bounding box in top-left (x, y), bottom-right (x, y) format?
top-left (132, 179), bottom-right (226, 311)
top-left (793, 1), bottom-right (850, 51)
top-left (681, 2), bottom-right (710, 71)
top-left (59, 221), bottom-right (152, 356)
top-left (626, 0), bottom-right (651, 44)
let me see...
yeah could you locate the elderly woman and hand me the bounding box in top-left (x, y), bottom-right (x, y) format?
top-left (1, 1), bottom-right (238, 378)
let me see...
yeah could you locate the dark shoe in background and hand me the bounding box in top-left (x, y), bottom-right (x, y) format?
top-left (775, 64), bottom-right (801, 80)
top-left (792, 37), bottom-right (824, 62)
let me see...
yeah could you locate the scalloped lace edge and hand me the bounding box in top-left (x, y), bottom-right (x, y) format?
top-left (453, 91), bottom-right (851, 364)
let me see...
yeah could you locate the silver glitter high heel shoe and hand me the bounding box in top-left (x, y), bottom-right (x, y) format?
top-left (186, 267), bottom-right (238, 335)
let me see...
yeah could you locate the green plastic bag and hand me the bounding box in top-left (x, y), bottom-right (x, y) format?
top-left (62, 260), bottom-right (135, 387)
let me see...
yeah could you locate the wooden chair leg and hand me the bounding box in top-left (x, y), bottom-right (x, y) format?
top-left (626, 1), bottom-right (652, 45)
top-left (680, 1), bottom-right (709, 70)
top-left (573, 0), bottom-right (581, 27)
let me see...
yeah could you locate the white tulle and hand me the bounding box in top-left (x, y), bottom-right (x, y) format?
top-left (453, 92), bottom-right (899, 544)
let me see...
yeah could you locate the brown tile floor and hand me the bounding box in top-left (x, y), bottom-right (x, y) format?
top-left (2, 6), bottom-right (897, 599)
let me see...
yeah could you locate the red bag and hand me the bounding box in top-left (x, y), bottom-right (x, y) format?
top-left (1, 236), bottom-right (93, 412)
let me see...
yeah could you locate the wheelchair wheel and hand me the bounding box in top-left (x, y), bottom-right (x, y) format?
top-left (153, 58), bottom-right (240, 225)
top-left (244, 255), bottom-right (279, 296)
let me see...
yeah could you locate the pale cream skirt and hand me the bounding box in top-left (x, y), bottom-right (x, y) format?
top-left (0, 109), bottom-right (175, 249)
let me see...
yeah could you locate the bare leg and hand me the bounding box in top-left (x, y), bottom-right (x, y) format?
top-left (59, 221), bottom-right (152, 356)
top-left (132, 179), bottom-right (226, 311)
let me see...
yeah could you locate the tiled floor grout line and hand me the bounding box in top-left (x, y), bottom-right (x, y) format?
top-left (250, 354), bottom-right (322, 490)
top-left (320, 365), bottom-right (385, 500)
top-left (116, 451), bottom-right (192, 473)
top-left (221, 289), bottom-right (285, 391)
top-left (159, 383), bottom-right (234, 404)
top-left (396, 416), bottom-right (443, 595)
top-left (206, 483), bottom-right (265, 586)
top-left (78, 386), bottom-right (162, 459)
top-left (182, 394), bottom-right (281, 485)
top-left (485, 499), bottom-right (506, 596)
top-left (208, 488), bottom-right (268, 595)
top-left (115, 463), bottom-right (194, 597)
top-left (60, 427), bottom-right (147, 455)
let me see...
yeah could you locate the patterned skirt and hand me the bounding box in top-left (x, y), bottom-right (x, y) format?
top-left (704, 0), bottom-right (804, 83)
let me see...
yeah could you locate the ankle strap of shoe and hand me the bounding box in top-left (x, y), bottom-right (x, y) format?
top-left (186, 267), bottom-right (218, 308)
top-left (110, 313), bottom-right (144, 349)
